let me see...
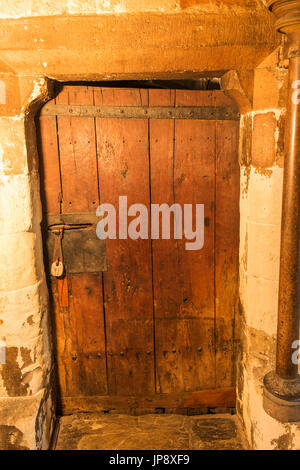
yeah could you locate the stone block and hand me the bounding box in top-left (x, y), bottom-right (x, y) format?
top-left (0, 232), bottom-right (44, 292)
top-left (0, 173), bottom-right (42, 234)
top-left (0, 389), bottom-right (54, 449)
top-left (253, 68), bottom-right (280, 111)
top-left (246, 220), bottom-right (281, 281)
top-left (252, 112), bottom-right (277, 168)
top-left (240, 269), bottom-right (278, 337)
top-left (0, 117), bottom-right (28, 176)
top-left (244, 166), bottom-right (283, 226)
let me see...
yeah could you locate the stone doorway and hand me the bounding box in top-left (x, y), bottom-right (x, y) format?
top-left (1, 1), bottom-right (299, 450)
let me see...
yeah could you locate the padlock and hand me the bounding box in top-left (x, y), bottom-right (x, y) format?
top-left (51, 260), bottom-right (64, 277)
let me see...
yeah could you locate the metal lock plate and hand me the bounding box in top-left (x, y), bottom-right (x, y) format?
top-left (45, 213), bottom-right (107, 275)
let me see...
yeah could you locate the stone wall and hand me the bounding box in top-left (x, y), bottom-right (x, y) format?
top-left (236, 49), bottom-right (300, 449)
top-left (0, 0), bottom-right (299, 450)
top-left (0, 79), bottom-right (55, 449)
top-left (0, 0), bottom-right (274, 17)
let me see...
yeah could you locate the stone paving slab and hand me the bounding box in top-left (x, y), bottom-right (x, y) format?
top-left (55, 413), bottom-right (247, 450)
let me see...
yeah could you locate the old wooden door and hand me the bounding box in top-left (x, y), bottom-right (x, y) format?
top-left (38, 85), bottom-right (240, 414)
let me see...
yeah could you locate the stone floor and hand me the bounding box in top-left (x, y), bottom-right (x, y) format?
top-left (55, 413), bottom-right (248, 450)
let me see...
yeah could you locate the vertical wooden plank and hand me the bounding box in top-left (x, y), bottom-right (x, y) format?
top-left (42, 86), bottom-right (108, 399)
top-left (148, 89), bottom-right (175, 107)
top-left (38, 113), bottom-right (61, 215)
top-left (54, 273), bottom-right (108, 397)
top-left (57, 275), bottom-right (69, 308)
top-left (174, 112), bottom-right (216, 391)
top-left (56, 86), bottom-right (99, 213)
top-left (93, 87), bottom-right (148, 107)
top-left (175, 90), bottom-right (215, 107)
top-left (148, 89), bottom-right (177, 334)
top-left (215, 119), bottom-right (240, 388)
top-left (151, 90), bottom-right (216, 393)
top-left (95, 88), bottom-right (155, 396)
top-left (149, 89), bottom-right (184, 393)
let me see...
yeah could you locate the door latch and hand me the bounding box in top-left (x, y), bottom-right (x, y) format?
top-left (46, 214), bottom-right (107, 275)
top-left (50, 228), bottom-right (64, 278)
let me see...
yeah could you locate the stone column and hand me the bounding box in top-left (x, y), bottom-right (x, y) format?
top-left (263, 0), bottom-right (300, 422)
top-left (0, 76), bottom-right (55, 449)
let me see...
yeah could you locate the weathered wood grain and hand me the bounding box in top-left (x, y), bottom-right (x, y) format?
top-left (60, 387), bottom-right (236, 415)
top-left (53, 273), bottom-right (108, 398)
top-left (40, 86), bottom-right (240, 408)
top-left (215, 118), bottom-right (240, 388)
top-left (95, 87), bottom-right (155, 396)
top-left (56, 86), bottom-right (99, 213)
top-left (38, 113), bottom-right (61, 215)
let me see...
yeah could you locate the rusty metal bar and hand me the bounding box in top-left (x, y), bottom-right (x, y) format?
top-left (276, 51), bottom-right (300, 379)
top-left (263, 1), bottom-right (300, 422)
top-left (48, 223), bottom-right (93, 232)
top-left (46, 212), bottom-right (100, 226)
top-left (40, 103), bottom-right (240, 121)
